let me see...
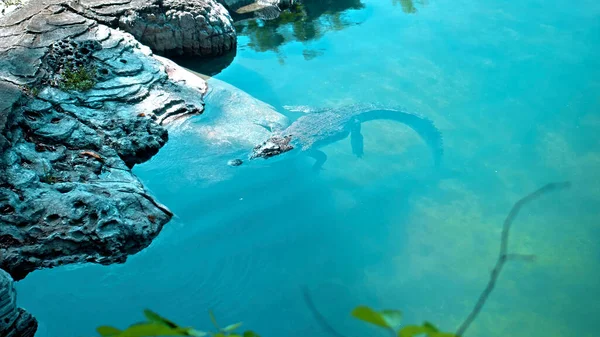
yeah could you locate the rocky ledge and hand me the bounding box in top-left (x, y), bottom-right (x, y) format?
top-left (0, 270), bottom-right (36, 337)
top-left (0, 0), bottom-right (240, 334)
top-left (0, 0), bottom-right (214, 281)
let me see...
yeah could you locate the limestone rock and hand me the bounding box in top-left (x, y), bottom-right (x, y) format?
top-left (217, 0), bottom-right (295, 20)
top-left (0, 0), bottom-right (30, 19)
top-left (1, 0), bottom-right (236, 57)
top-left (0, 270), bottom-right (37, 337)
top-left (72, 0), bottom-right (237, 56)
top-left (0, 2), bottom-right (206, 281)
top-left (0, 1), bottom-right (230, 335)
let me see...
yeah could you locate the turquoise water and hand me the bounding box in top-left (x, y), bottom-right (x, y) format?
top-left (17, 0), bottom-right (600, 336)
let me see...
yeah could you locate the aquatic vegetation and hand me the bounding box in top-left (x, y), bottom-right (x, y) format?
top-left (96, 310), bottom-right (259, 337)
top-left (391, 0), bottom-right (427, 14)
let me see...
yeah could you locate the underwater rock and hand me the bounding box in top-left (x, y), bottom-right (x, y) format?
top-left (227, 158), bottom-right (243, 166)
top-left (0, 1), bottom-right (207, 282)
top-left (0, 270), bottom-right (37, 337)
top-left (185, 77), bottom-right (289, 147)
top-left (157, 77), bottom-right (288, 184)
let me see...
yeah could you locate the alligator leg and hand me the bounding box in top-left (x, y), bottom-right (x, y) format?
top-left (307, 149), bottom-right (328, 171)
top-left (350, 118), bottom-right (364, 158)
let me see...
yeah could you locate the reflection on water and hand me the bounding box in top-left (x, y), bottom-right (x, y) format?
top-left (392, 0), bottom-right (427, 14)
top-left (170, 49), bottom-right (237, 77)
top-left (171, 0), bottom-right (426, 74)
top-left (236, 0), bottom-right (365, 60)
top-left (236, 0), bottom-right (427, 61)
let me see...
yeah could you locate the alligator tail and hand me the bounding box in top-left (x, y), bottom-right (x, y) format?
top-left (355, 108), bottom-right (444, 168)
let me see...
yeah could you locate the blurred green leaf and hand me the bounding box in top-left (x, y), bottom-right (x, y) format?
top-left (222, 322), bottom-right (243, 332)
top-left (422, 322), bottom-right (439, 332)
top-left (351, 306), bottom-right (390, 328)
top-left (430, 333), bottom-right (457, 337)
top-left (380, 310), bottom-right (402, 328)
top-left (97, 326), bottom-right (121, 336)
top-left (398, 325), bottom-right (428, 337)
top-left (96, 310), bottom-right (257, 337)
top-left (143, 309), bottom-right (178, 328)
top-left (187, 329), bottom-right (208, 337)
top-left (398, 323), bottom-right (456, 337)
top-left (111, 322), bottom-right (188, 336)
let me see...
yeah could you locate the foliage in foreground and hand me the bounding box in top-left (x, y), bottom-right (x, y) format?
top-left (351, 306), bottom-right (456, 337)
top-left (96, 310), bottom-right (259, 337)
top-left (96, 307), bottom-right (454, 337)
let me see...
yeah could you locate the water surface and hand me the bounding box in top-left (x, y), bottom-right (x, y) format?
top-left (17, 0), bottom-right (600, 336)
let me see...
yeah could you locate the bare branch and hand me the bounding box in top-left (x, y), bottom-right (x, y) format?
top-left (302, 182), bottom-right (570, 337)
top-left (455, 182), bottom-right (570, 336)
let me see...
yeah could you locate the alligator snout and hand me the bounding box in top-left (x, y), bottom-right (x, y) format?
top-left (250, 135), bottom-right (294, 159)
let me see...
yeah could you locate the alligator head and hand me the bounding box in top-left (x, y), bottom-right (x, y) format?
top-left (250, 135), bottom-right (294, 159)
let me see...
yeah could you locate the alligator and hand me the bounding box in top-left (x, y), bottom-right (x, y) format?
top-left (237, 103), bottom-right (444, 170)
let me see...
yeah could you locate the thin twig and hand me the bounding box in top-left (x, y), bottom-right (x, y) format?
top-left (455, 182), bottom-right (570, 336)
top-left (301, 286), bottom-right (352, 337)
